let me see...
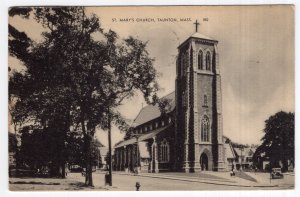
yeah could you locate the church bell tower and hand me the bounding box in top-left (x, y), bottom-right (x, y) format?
top-left (175, 20), bottom-right (226, 172)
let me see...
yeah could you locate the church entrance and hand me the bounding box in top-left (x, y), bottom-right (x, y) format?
top-left (200, 153), bottom-right (208, 171)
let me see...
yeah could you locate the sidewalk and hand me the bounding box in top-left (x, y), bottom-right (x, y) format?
top-left (113, 171), bottom-right (279, 188)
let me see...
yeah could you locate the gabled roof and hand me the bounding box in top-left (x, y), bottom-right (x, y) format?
top-left (234, 147), bottom-right (256, 157)
top-left (94, 138), bottom-right (104, 147)
top-left (99, 147), bottom-right (108, 156)
top-left (132, 92), bottom-right (175, 127)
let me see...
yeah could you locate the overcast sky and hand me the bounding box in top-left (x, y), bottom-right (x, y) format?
top-left (9, 5), bottom-right (294, 146)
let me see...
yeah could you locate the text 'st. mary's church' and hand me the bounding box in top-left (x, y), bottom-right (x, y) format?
top-left (114, 22), bottom-right (232, 173)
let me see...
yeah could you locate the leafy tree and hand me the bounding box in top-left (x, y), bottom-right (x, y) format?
top-left (18, 126), bottom-right (101, 175)
top-left (8, 132), bottom-right (17, 153)
top-left (9, 7), bottom-right (159, 186)
top-left (254, 111), bottom-right (294, 172)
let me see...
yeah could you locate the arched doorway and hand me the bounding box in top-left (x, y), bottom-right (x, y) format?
top-left (200, 153), bottom-right (208, 171)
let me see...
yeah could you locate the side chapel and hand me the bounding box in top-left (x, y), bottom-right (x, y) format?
top-left (114, 21), bottom-right (234, 173)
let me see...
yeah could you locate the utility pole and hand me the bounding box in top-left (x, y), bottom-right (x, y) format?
top-left (108, 105), bottom-right (112, 186)
top-left (136, 136), bottom-right (139, 174)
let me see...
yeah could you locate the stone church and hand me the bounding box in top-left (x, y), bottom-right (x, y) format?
top-left (114, 24), bottom-right (235, 173)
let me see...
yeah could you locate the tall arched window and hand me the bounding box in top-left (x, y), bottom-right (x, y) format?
top-left (204, 95), bottom-right (208, 106)
top-left (160, 139), bottom-right (169, 162)
top-left (206, 51), bottom-right (211, 71)
top-left (201, 116), bottom-right (210, 142)
top-left (198, 50), bottom-right (203, 70)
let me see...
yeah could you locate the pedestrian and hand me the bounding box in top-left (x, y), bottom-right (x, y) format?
top-left (65, 167), bottom-right (69, 177)
top-left (82, 168), bottom-right (86, 177)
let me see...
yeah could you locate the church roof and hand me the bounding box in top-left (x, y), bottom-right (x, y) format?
top-left (178, 32), bottom-right (217, 49)
top-left (224, 143), bottom-right (235, 159)
top-left (114, 125), bottom-right (169, 148)
top-left (190, 32), bottom-right (214, 41)
top-left (132, 92), bottom-right (175, 127)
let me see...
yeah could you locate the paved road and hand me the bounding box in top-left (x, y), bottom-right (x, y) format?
top-left (9, 171), bottom-right (294, 191)
top-left (94, 172), bottom-right (242, 191)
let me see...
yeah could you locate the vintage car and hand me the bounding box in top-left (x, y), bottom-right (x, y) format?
top-left (271, 168), bottom-right (284, 179)
top-left (35, 168), bottom-right (51, 177)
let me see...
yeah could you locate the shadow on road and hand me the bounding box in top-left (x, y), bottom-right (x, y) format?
top-left (9, 181), bottom-right (60, 185)
top-left (66, 182), bottom-right (110, 191)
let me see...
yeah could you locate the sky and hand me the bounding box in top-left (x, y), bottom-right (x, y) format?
top-left (8, 5), bottom-right (295, 146)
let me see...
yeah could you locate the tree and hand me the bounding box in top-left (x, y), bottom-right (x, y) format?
top-left (9, 7), bottom-right (159, 186)
top-left (17, 126), bottom-right (101, 175)
top-left (9, 132), bottom-right (17, 153)
top-left (254, 111), bottom-right (294, 172)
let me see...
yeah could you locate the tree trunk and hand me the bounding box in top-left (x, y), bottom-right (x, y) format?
top-left (84, 133), bottom-right (94, 186)
top-left (61, 162), bottom-right (66, 178)
top-left (61, 107), bottom-right (70, 179)
top-left (59, 136), bottom-right (66, 178)
top-left (81, 110), bottom-right (95, 187)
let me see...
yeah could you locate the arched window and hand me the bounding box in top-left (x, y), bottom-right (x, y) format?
top-left (206, 51), bottom-right (211, 70)
top-left (160, 139), bottom-right (169, 162)
top-left (198, 50), bottom-right (203, 70)
top-left (204, 95), bottom-right (208, 106)
top-left (182, 90), bottom-right (186, 107)
top-left (201, 116), bottom-right (210, 142)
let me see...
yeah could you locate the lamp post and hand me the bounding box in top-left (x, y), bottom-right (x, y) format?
top-left (107, 105), bottom-right (112, 186)
top-left (136, 136), bottom-right (139, 174)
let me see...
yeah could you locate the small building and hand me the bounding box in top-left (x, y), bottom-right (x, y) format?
top-left (99, 147), bottom-right (109, 169)
top-left (233, 147), bottom-right (256, 170)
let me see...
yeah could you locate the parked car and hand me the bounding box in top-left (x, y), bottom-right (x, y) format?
top-left (35, 167), bottom-right (51, 177)
top-left (271, 168), bottom-right (284, 179)
top-left (69, 165), bottom-right (83, 172)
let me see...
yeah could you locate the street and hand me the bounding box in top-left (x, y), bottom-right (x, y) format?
top-left (9, 171), bottom-right (294, 191)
